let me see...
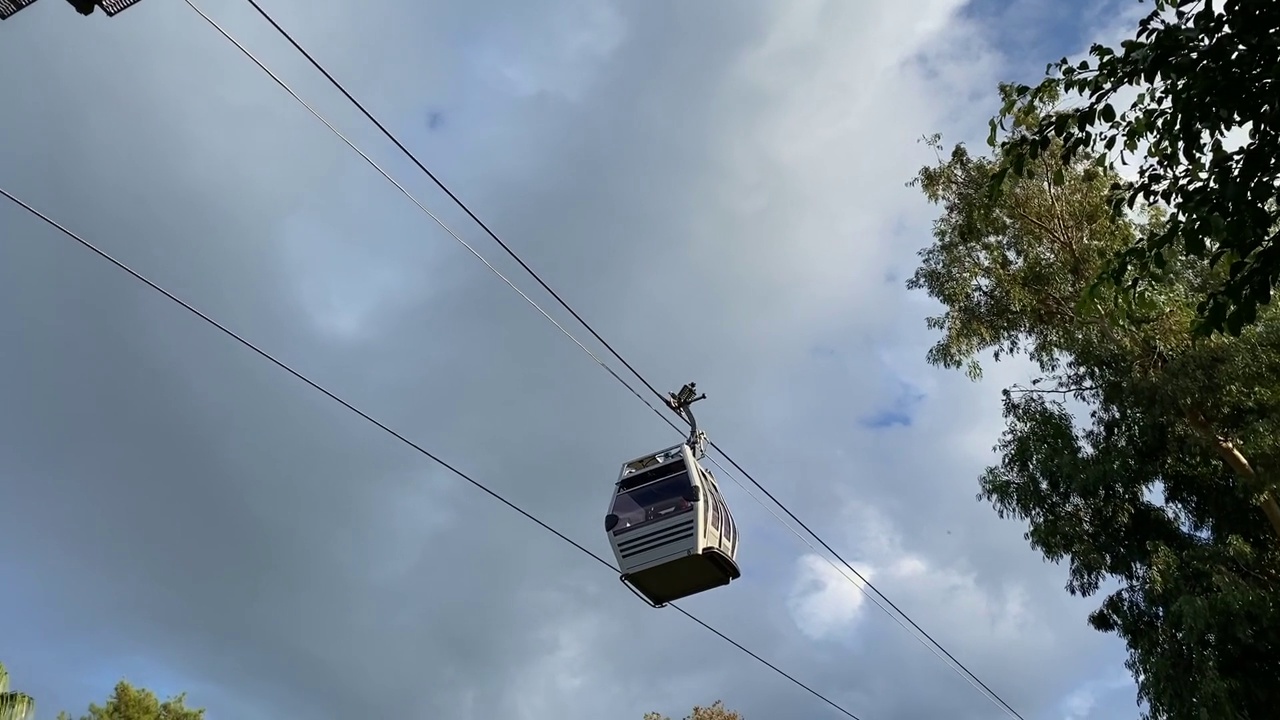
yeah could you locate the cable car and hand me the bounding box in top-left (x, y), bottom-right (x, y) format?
top-left (606, 383), bottom-right (741, 607)
top-left (0, 0), bottom-right (143, 21)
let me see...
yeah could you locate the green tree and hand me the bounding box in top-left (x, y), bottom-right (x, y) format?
top-left (57, 681), bottom-right (203, 720)
top-left (989, 0), bottom-right (1280, 337)
top-left (908, 120), bottom-right (1280, 719)
top-left (644, 700), bottom-right (742, 720)
top-left (0, 663), bottom-right (36, 720)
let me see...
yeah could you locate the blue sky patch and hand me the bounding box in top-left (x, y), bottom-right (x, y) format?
top-left (859, 379), bottom-right (927, 429)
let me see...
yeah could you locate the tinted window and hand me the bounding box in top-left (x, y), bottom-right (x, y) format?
top-left (610, 473), bottom-right (694, 533)
top-left (706, 479), bottom-right (716, 525)
top-left (709, 485), bottom-right (721, 532)
top-left (619, 458), bottom-right (686, 492)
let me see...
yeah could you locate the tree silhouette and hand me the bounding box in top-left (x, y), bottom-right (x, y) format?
top-left (644, 699), bottom-right (743, 720)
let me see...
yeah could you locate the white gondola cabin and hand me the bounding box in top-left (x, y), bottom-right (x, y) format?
top-left (605, 441), bottom-right (741, 607)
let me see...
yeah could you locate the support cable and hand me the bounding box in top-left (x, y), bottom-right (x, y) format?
top-left (0, 184), bottom-right (862, 720)
top-left (178, 8), bottom-right (977, 697)
top-left (186, 4), bottom-right (1026, 718)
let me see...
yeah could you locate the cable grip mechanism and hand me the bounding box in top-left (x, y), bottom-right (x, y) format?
top-left (665, 382), bottom-right (708, 458)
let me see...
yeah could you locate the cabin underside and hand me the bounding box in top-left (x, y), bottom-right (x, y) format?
top-left (622, 548), bottom-right (741, 607)
top-left (0, 0), bottom-right (38, 20)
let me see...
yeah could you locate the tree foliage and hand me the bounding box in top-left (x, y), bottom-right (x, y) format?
top-left (990, 0), bottom-right (1280, 337)
top-left (0, 663), bottom-right (36, 720)
top-left (908, 120), bottom-right (1280, 719)
top-left (644, 700), bottom-right (743, 720)
top-left (56, 681), bottom-right (204, 720)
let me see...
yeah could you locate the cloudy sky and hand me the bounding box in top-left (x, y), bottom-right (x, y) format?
top-left (0, 0), bottom-right (1145, 718)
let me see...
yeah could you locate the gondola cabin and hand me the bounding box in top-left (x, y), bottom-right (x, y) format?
top-left (605, 442), bottom-right (741, 607)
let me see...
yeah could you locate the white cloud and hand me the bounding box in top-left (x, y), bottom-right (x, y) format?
top-left (507, 599), bottom-right (600, 720)
top-left (787, 498), bottom-right (1047, 655)
top-left (1058, 671), bottom-right (1135, 720)
top-left (468, 0), bottom-right (626, 102)
top-left (272, 174), bottom-right (453, 344)
top-left (788, 553), bottom-right (873, 639)
top-left (692, 0), bottom-right (997, 340)
top-left (1062, 685), bottom-right (1099, 720)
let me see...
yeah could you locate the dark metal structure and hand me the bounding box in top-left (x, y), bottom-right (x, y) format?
top-left (1, 0), bottom-right (143, 20)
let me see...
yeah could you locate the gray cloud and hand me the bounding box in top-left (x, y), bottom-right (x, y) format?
top-left (2, 1), bottom-right (1136, 719)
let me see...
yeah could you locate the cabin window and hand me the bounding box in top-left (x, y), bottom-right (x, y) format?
top-left (711, 481), bottom-right (721, 532)
top-left (610, 473), bottom-right (695, 533)
top-left (709, 486), bottom-right (721, 533)
top-left (619, 458), bottom-right (687, 492)
top-left (706, 479), bottom-right (716, 525)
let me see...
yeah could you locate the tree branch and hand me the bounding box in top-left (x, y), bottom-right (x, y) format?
top-left (1185, 408), bottom-right (1280, 542)
top-left (1007, 382), bottom-right (1098, 398)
